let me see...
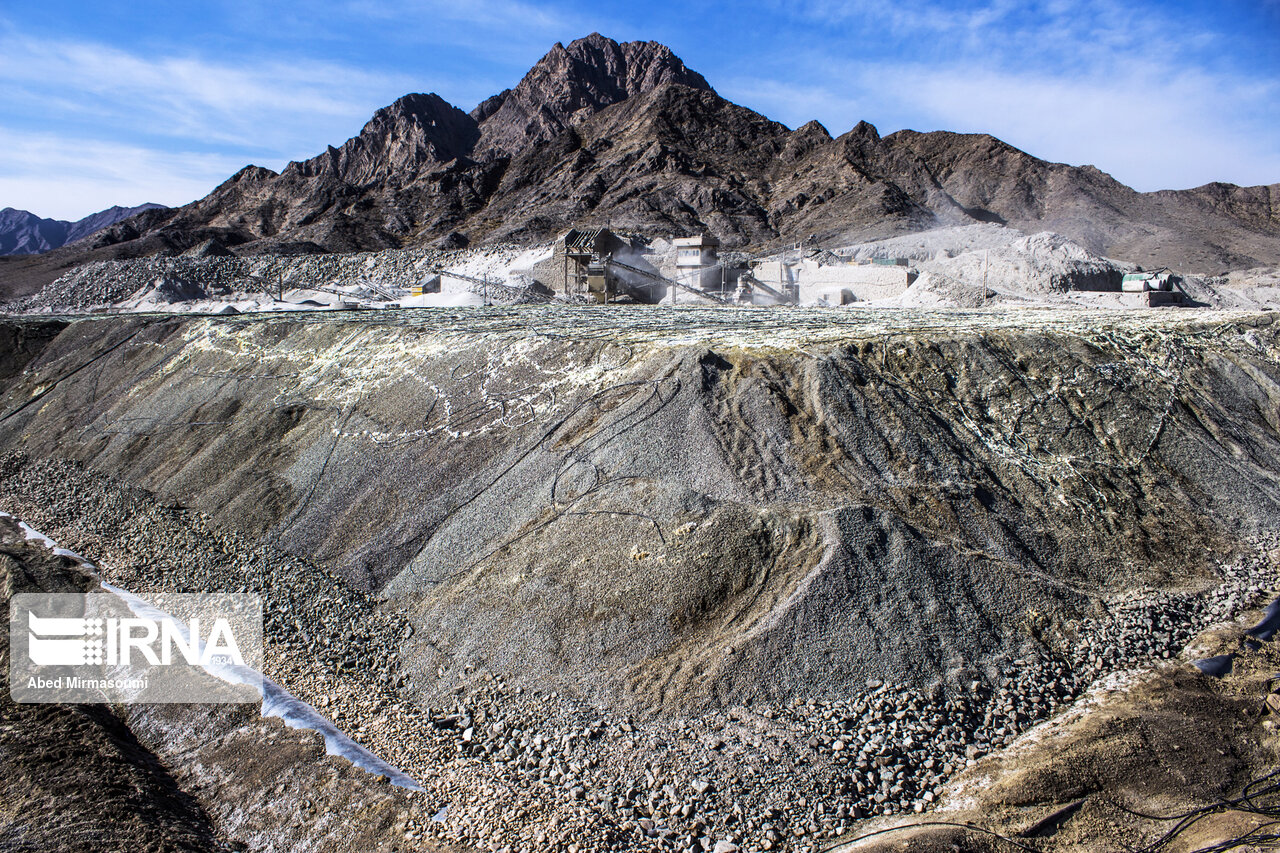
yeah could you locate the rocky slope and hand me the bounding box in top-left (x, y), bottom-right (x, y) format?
top-left (0, 516), bottom-right (423, 853)
top-left (0, 203), bottom-right (166, 256)
top-left (5, 34), bottom-right (1276, 301)
top-left (1, 309), bottom-right (1278, 704)
top-left (473, 35), bottom-right (711, 158)
top-left (2, 309), bottom-right (1280, 851)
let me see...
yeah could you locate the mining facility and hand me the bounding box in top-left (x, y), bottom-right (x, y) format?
top-left (527, 227), bottom-right (919, 306)
top-left (390, 226), bottom-right (1186, 311)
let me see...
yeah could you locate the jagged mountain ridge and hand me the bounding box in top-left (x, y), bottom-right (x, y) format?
top-left (0, 204), bottom-right (167, 256)
top-left (4, 32), bottom-right (1277, 299)
top-left (472, 35), bottom-right (711, 158)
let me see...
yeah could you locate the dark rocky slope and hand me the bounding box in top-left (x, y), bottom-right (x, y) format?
top-left (472, 34), bottom-right (711, 158)
top-left (0, 516), bottom-right (424, 853)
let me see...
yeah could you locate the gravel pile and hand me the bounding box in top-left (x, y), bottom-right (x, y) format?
top-left (395, 541), bottom-right (1278, 853)
top-left (927, 231), bottom-right (1129, 294)
top-left (828, 225), bottom-right (1135, 303)
top-left (835, 224), bottom-right (1024, 263)
top-left (14, 247), bottom-right (458, 313)
top-left (0, 451), bottom-right (406, 703)
top-left (10, 225), bottom-right (1126, 316)
top-left (1, 451), bottom-right (1275, 852)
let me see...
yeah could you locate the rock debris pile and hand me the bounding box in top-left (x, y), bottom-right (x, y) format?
top-left (14, 247), bottom-right (454, 313)
top-left (15, 223), bottom-right (1280, 314)
top-left (1, 452), bottom-right (1275, 853)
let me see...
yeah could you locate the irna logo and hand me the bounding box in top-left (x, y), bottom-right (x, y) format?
top-left (26, 611), bottom-right (246, 667)
top-left (11, 592), bottom-right (262, 704)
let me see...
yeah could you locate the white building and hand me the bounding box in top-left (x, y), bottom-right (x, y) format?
top-left (749, 258), bottom-right (916, 305)
top-left (673, 234), bottom-right (722, 294)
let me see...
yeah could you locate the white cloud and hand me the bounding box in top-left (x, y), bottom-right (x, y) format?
top-left (718, 78), bottom-right (861, 131)
top-left (339, 0), bottom-right (609, 61)
top-left (346, 0), bottom-right (574, 33)
top-left (0, 25), bottom-right (526, 220)
top-left (773, 0), bottom-right (1230, 73)
top-left (1, 3), bottom-right (1274, 223)
top-left (0, 33), bottom-right (419, 152)
top-left (734, 0), bottom-right (1280, 190)
top-left (0, 129), bottom-right (251, 220)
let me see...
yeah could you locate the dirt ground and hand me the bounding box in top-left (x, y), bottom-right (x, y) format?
top-left (837, 580), bottom-right (1280, 853)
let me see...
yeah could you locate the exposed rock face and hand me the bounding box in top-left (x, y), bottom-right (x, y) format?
top-left (0, 204), bottom-right (166, 256)
top-left (6, 33), bottom-right (1277, 299)
top-left (167, 92), bottom-right (492, 253)
top-left (293, 93), bottom-right (481, 184)
top-left (478, 83), bottom-right (794, 244)
top-left (474, 32), bottom-right (712, 157)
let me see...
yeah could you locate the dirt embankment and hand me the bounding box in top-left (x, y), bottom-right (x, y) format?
top-left (837, 584), bottom-right (1280, 853)
top-left (0, 309), bottom-right (1277, 712)
top-left (3, 308), bottom-right (1280, 852)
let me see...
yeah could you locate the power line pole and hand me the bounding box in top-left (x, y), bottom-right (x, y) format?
top-left (983, 250), bottom-right (989, 306)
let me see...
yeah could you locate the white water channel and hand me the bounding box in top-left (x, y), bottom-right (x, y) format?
top-left (3, 511), bottom-right (422, 791)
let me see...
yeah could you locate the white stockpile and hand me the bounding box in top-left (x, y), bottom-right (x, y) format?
top-left (15, 223), bottom-right (1280, 314)
top-left (405, 243), bottom-right (556, 307)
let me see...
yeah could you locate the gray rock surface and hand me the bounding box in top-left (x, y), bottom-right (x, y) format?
top-left (1, 309), bottom-right (1277, 707)
top-left (2, 309), bottom-right (1280, 851)
top-left (474, 32), bottom-right (712, 158)
top-left (1, 457), bottom-right (1275, 852)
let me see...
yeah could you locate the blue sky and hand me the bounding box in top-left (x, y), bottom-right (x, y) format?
top-left (2, 0), bottom-right (1277, 220)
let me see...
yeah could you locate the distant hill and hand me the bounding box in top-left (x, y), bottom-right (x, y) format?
top-left (0, 204), bottom-right (168, 255)
top-left (3, 33), bottom-right (1276, 300)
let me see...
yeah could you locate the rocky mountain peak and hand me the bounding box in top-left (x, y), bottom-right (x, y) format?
top-left (779, 120), bottom-right (834, 162)
top-left (290, 92), bottom-right (480, 185)
top-left (475, 33), bottom-right (713, 157)
top-left (225, 165), bottom-right (279, 185)
top-left (849, 120), bottom-right (881, 141)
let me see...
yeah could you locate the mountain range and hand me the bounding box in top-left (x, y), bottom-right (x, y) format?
top-left (2, 33), bottom-right (1276, 299)
top-left (0, 204), bottom-right (166, 256)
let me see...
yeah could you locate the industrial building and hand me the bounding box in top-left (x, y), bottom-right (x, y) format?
top-left (673, 234), bottom-right (724, 293)
top-left (524, 229), bottom-right (732, 304)
top-left (743, 257), bottom-right (916, 304)
top-left (560, 227), bottom-right (623, 302)
top-left (1120, 270), bottom-right (1186, 306)
top-left (510, 229), bottom-right (923, 306)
